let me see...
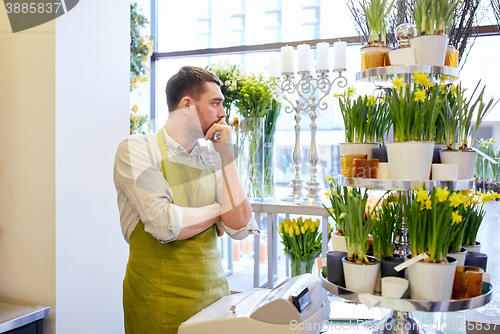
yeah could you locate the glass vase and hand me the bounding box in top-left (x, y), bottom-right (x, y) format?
top-left (263, 133), bottom-right (275, 199)
top-left (290, 258), bottom-right (316, 277)
top-left (238, 117), bottom-right (264, 201)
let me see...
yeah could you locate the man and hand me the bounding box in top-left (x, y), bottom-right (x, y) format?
top-left (113, 66), bottom-right (259, 333)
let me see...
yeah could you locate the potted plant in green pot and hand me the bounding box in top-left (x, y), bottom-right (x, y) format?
top-left (360, 0), bottom-right (395, 69)
top-left (440, 81), bottom-right (497, 180)
top-left (326, 185), bottom-right (383, 293)
top-left (337, 88), bottom-right (389, 177)
top-left (409, 0), bottom-right (459, 66)
top-left (405, 186), bottom-right (463, 300)
top-left (386, 73), bottom-right (440, 180)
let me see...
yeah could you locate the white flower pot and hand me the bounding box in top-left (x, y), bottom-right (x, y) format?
top-left (386, 141), bottom-right (434, 180)
top-left (339, 142), bottom-right (380, 160)
top-left (463, 242), bottom-right (481, 253)
top-left (448, 248), bottom-right (467, 267)
top-left (388, 47), bottom-right (416, 66)
top-left (410, 34), bottom-right (449, 66)
top-left (440, 150), bottom-right (478, 180)
top-left (342, 256), bottom-right (380, 294)
top-left (331, 234), bottom-right (347, 252)
top-left (407, 257), bottom-right (457, 301)
top-left (431, 163), bottom-right (458, 181)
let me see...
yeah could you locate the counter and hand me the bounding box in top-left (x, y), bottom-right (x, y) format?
top-left (0, 299), bottom-right (49, 334)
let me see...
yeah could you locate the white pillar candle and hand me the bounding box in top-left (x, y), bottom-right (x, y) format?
top-left (297, 43), bottom-right (311, 72)
top-left (269, 53), bottom-right (281, 78)
top-left (334, 41), bottom-right (347, 70)
top-left (316, 42), bottom-right (330, 71)
top-left (281, 45), bottom-right (294, 73)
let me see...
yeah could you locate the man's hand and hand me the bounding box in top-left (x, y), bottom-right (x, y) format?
top-left (215, 221), bottom-right (224, 237)
top-left (205, 119), bottom-right (234, 157)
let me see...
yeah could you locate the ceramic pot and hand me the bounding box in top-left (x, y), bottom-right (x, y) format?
top-left (407, 256), bottom-right (457, 301)
top-left (465, 252), bottom-right (488, 272)
top-left (386, 141), bottom-right (434, 180)
top-left (372, 146), bottom-right (388, 163)
top-left (410, 34), bottom-right (449, 66)
top-left (360, 45), bottom-right (392, 70)
top-left (431, 163), bottom-right (458, 181)
top-left (388, 47), bottom-right (415, 66)
top-left (331, 233), bottom-right (347, 252)
top-left (448, 248), bottom-right (467, 267)
top-left (440, 150), bottom-right (478, 180)
top-left (327, 251), bottom-right (347, 287)
top-left (381, 256), bottom-right (406, 278)
top-left (342, 256), bottom-right (380, 294)
top-left (463, 241), bottom-right (481, 253)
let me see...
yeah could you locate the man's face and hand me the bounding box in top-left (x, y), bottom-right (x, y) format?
top-left (192, 82), bottom-right (226, 135)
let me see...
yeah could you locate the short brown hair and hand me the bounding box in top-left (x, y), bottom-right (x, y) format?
top-left (165, 66), bottom-right (221, 112)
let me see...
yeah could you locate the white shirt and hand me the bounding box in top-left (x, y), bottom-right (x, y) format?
top-left (113, 127), bottom-right (259, 243)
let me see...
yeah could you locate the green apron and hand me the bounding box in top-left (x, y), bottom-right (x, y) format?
top-left (123, 130), bottom-right (230, 334)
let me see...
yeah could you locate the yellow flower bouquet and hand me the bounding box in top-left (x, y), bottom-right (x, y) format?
top-left (279, 217), bottom-right (332, 277)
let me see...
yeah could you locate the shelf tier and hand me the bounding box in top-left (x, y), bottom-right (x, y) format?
top-left (338, 176), bottom-right (474, 191)
top-left (356, 65), bottom-right (459, 87)
top-left (320, 275), bottom-right (493, 313)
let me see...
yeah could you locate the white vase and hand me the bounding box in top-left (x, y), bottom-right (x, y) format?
top-left (448, 248), bottom-right (467, 267)
top-left (410, 34), bottom-right (449, 66)
top-left (386, 141), bottom-right (434, 180)
top-left (440, 150), bottom-right (478, 180)
top-left (388, 47), bottom-right (416, 66)
top-left (339, 142), bottom-right (380, 160)
top-left (407, 257), bottom-right (457, 301)
top-left (342, 256), bottom-right (380, 294)
top-left (331, 234), bottom-right (347, 252)
top-left (463, 242), bottom-right (481, 253)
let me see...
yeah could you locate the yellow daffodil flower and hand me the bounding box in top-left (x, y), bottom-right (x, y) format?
top-left (411, 72), bottom-right (429, 86)
top-left (416, 187), bottom-right (429, 203)
top-left (435, 187), bottom-right (449, 202)
top-left (450, 84), bottom-right (457, 97)
top-left (449, 192), bottom-right (462, 208)
top-left (392, 76), bottom-right (406, 90)
top-left (451, 211), bottom-right (462, 225)
top-left (424, 199), bottom-right (432, 210)
top-left (439, 84), bottom-right (447, 94)
top-left (414, 89), bottom-right (426, 103)
top-left (325, 174), bottom-right (334, 182)
top-left (366, 96), bottom-right (377, 107)
top-left (439, 75), bottom-right (450, 83)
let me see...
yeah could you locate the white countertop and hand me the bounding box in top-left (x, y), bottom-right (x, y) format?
top-left (0, 299), bottom-right (49, 333)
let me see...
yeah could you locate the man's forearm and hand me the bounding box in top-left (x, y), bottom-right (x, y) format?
top-left (176, 203), bottom-right (221, 240)
top-left (220, 156), bottom-right (252, 230)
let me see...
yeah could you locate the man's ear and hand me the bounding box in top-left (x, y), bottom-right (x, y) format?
top-left (179, 96), bottom-right (191, 109)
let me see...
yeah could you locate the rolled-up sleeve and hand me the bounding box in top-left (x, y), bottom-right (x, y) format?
top-left (114, 135), bottom-right (183, 242)
top-left (202, 143), bottom-right (261, 240)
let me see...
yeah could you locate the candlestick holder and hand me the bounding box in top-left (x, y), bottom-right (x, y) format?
top-left (280, 70), bottom-right (348, 205)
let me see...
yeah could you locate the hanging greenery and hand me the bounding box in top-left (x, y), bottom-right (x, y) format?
top-left (130, 2), bottom-right (153, 134)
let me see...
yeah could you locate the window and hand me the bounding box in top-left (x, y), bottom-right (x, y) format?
top-left (149, 0), bottom-right (500, 292)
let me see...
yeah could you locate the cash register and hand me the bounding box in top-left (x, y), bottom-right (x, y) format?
top-left (178, 274), bottom-right (330, 334)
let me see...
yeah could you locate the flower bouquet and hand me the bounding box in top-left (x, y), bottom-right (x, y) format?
top-left (279, 217), bottom-right (332, 277)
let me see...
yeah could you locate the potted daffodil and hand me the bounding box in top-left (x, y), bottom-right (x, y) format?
top-left (439, 81), bottom-right (498, 179)
top-left (360, 0), bottom-right (395, 69)
top-left (409, 0), bottom-right (459, 66)
top-left (386, 73), bottom-right (440, 180)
